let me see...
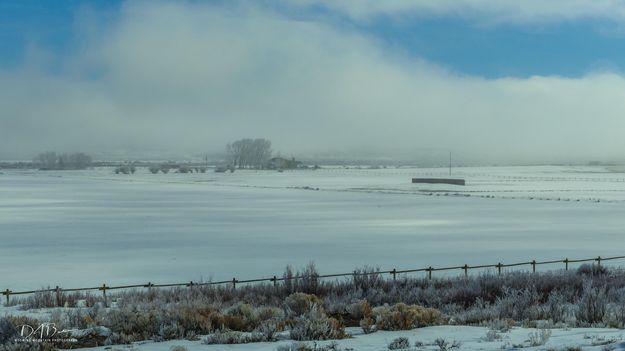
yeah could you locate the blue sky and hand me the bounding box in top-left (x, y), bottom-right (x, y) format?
top-left (0, 1), bottom-right (119, 67)
top-left (2, 0), bottom-right (625, 78)
top-left (363, 18), bottom-right (625, 78)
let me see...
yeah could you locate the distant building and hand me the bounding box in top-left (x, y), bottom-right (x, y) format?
top-left (266, 157), bottom-right (301, 170)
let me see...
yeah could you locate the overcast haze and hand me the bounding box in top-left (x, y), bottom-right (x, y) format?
top-left (1, 1), bottom-right (625, 163)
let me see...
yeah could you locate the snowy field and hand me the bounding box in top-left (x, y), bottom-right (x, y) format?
top-left (1, 165), bottom-right (625, 292)
top-left (71, 326), bottom-right (625, 351)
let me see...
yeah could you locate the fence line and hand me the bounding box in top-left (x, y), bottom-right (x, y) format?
top-left (3, 254), bottom-right (624, 306)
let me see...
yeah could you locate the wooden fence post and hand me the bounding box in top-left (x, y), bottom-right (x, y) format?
top-left (463, 264), bottom-right (468, 278)
top-left (597, 256), bottom-right (602, 267)
top-left (427, 266), bottom-right (433, 280)
top-left (531, 260), bottom-right (536, 273)
top-left (55, 286), bottom-right (61, 307)
top-left (564, 258), bottom-right (569, 271)
top-left (271, 276), bottom-right (277, 288)
top-left (232, 278), bottom-right (237, 290)
top-left (101, 284), bottom-right (108, 308)
top-left (391, 268), bottom-right (397, 281)
top-left (3, 289), bottom-right (10, 306)
top-left (497, 263), bottom-right (502, 275)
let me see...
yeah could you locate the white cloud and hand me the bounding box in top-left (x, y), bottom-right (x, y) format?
top-left (291, 0), bottom-right (625, 25)
top-left (1, 1), bottom-right (624, 163)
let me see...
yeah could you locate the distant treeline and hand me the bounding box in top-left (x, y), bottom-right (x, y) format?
top-left (33, 152), bottom-right (92, 170)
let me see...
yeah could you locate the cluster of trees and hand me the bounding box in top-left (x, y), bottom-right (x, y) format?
top-left (148, 165), bottom-right (207, 174)
top-left (176, 166), bottom-right (207, 173)
top-left (149, 165), bottom-right (170, 174)
top-left (33, 152), bottom-right (92, 170)
top-left (226, 138), bottom-right (272, 169)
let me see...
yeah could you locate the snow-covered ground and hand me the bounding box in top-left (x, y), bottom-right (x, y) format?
top-left (1, 165), bottom-right (624, 292)
top-left (70, 326), bottom-right (625, 351)
top-left (2, 303), bottom-right (625, 351)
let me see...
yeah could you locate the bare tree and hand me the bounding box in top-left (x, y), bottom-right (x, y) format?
top-left (226, 138), bottom-right (272, 169)
top-left (252, 138), bottom-right (272, 169)
top-left (33, 151), bottom-right (58, 170)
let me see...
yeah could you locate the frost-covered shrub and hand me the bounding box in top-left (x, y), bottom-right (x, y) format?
top-left (577, 283), bottom-right (607, 325)
top-left (155, 322), bottom-right (183, 341)
top-left (20, 289), bottom-right (97, 309)
top-left (202, 330), bottom-right (268, 344)
top-left (170, 346), bottom-right (188, 351)
top-left (545, 290), bottom-right (573, 323)
top-left (482, 329), bottom-right (502, 341)
top-left (452, 298), bottom-right (497, 325)
top-left (49, 306), bottom-right (100, 331)
top-left (577, 264), bottom-right (608, 276)
top-left (224, 303), bottom-right (258, 331)
top-left (388, 337), bottom-right (411, 349)
top-left (103, 307), bottom-right (159, 340)
top-left (345, 299), bottom-right (372, 321)
top-left (282, 263), bottom-right (320, 295)
top-left (24, 290), bottom-right (56, 308)
top-left (433, 338), bottom-right (461, 350)
top-left (285, 293), bottom-right (323, 317)
top-left (290, 304), bottom-right (347, 341)
top-left (256, 306), bottom-right (285, 322)
top-left (299, 263), bottom-right (320, 294)
top-left (528, 328), bottom-right (552, 346)
top-left (494, 287), bottom-right (543, 321)
top-left (605, 292), bottom-right (625, 328)
top-left (290, 316), bottom-right (347, 341)
top-left (163, 304), bottom-right (221, 336)
top-left (359, 316), bottom-right (375, 334)
top-left (0, 316), bottom-right (19, 344)
top-left (220, 303), bottom-right (284, 332)
top-left (352, 266), bottom-right (383, 292)
top-left (374, 303), bottom-right (440, 330)
top-left (341, 299), bottom-right (376, 333)
top-left (256, 319), bottom-right (283, 340)
top-left (104, 331), bottom-right (131, 345)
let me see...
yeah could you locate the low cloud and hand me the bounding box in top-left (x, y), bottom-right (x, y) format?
top-left (1, 1), bottom-right (624, 164)
top-left (292, 0), bottom-right (625, 25)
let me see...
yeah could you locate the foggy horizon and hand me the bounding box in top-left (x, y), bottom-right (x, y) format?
top-left (2, 1), bottom-right (625, 165)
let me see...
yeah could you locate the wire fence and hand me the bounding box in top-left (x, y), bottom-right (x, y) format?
top-left (3, 254), bottom-right (624, 307)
